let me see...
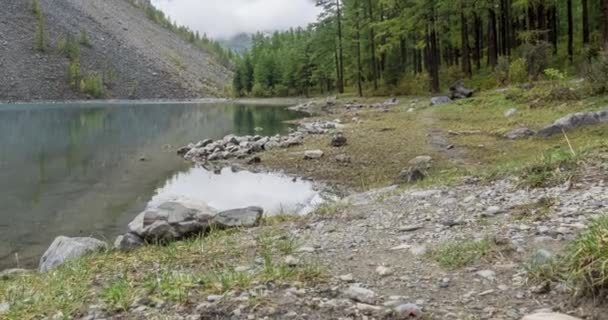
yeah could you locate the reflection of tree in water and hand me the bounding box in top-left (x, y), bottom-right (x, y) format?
top-left (232, 105), bottom-right (297, 136)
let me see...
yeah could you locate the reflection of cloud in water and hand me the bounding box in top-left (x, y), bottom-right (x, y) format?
top-left (149, 166), bottom-right (323, 215)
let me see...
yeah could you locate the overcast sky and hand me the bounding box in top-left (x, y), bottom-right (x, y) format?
top-left (151, 0), bottom-right (321, 39)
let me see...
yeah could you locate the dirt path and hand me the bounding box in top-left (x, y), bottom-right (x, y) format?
top-left (418, 109), bottom-right (470, 165)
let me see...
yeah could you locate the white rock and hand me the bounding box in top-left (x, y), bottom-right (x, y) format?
top-left (338, 274), bottom-right (354, 282)
top-left (376, 266), bottom-right (393, 277)
top-left (296, 246), bottom-right (316, 253)
top-left (409, 245), bottom-right (427, 256)
top-left (304, 150), bottom-right (324, 160)
top-left (284, 255), bottom-right (300, 267)
top-left (0, 302), bottom-right (9, 314)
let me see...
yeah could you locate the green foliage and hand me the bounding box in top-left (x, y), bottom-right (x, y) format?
top-left (561, 215), bottom-right (608, 297)
top-left (495, 57), bottom-right (510, 85)
top-left (79, 29), bottom-right (92, 48)
top-left (102, 277), bottom-right (133, 311)
top-left (519, 148), bottom-right (577, 188)
top-left (582, 53), bottom-right (608, 95)
top-left (67, 59), bottom-right (81, 88)
top-left (523, 41), bottom-right (552, 80)
top-left (544, 68), bottom-right (567, 82)
top-left (80, 73), bottom-right (105, 98)
top-left (57, 34), bottom-right (81, 61)
top-left (34, 9), bottom-right (46, 52)
top-left (31, 0), bottom-right (40, 15)
top-left (509, 58), bottom-right (528, 84)
top-left (428, 239), bottom-right (492, 269)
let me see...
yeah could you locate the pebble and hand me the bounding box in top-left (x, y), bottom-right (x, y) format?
top-left (339, 274), bottom-right (355, 282)
top-left (284, 255), bottom-right (300, 267)
top-left (394, 303), bottom-right (422, 319)
top-left (375, 266), bottom-right (393, 277)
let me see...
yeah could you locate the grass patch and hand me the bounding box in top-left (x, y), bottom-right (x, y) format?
top-left (312, 200), bottom-right (352, 218)
top-left (168, 52), bottom-right (186, 71)
top-left (0, 226), bottom-right (325, 318)
top-left (428, 239), bottom-right (495, 269)
top-left (561, 215), bottom-right (608, 298)
top-left (512, 197), bottom-right (556, 221)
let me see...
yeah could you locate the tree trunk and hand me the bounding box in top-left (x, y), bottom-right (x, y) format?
top-left (538, 3), bottom-right (547, 40)
top-left (604, 0), bottom-right (608, 50)
top-left (488, 6), bottom-right (499, 68)
top-left (473, 12), bottom-right (482, 70)
top-left (551, 6), bottom-right (558, 53)
top-left (367, 0), bottom-right (378, 91)
top-left (568, 0), bottom-right (574, 62)
top-left (336, 0), bottom-right (344, 94)
top-left (355, 9), bottom-right (363, 97)
top-left (461, 6), bottom-right (472, 77)
top-left (429, 13), bottom-right (440, 93)
top-left (582, 0), bottom-right (590, 44)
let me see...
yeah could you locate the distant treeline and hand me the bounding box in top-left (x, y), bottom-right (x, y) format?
top-left (233, 0), bottom-right (608, 97)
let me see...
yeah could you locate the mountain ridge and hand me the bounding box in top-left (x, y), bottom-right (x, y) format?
top-left (0, 0), bottom-right (232, 102)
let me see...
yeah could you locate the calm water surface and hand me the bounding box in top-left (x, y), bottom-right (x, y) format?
top-left (0, 101), bottom-right (315, 269)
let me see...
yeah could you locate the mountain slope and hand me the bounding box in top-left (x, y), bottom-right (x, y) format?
top-left (0, 0), bottom-right (232, 101)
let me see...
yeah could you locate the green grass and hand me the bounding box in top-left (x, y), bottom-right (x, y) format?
top-left (561, 215), bottom-right (608, 297)
top-left (428, 239), bottom-right (494, 269)
top-left (0, 226), bottom-right (325, 318)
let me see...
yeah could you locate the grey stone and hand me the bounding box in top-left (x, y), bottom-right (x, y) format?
top-left (39, 236), bottom-right (107, 272)
top-left (335, 154), bottom-right (352, 164)
top-left (505, 127), bottom-right (535, 140)
top-left (431, 96), bottom-right (451, 106)
top-left (212, 206), bottom-right (263, 228)
top-left (395, 168), bottom-right (425, 184)
top-left (114, 233), bottom-right (144, 251)
top-left (304, 150), bottom-right (324, 160)
top-left (450, 80), bottom-right (474, 99)
top-left (344, 285), bottom-right (377, 304)
top-left (284, 255), bottom-right (300, 267)
top-left (128, 200), bottom-right (216, 242)
top-left (538, 108), bottom-right (608, 137)
top-left (531, 249), bottom-right (554, 266)
top-left (331, 132), bottom-right (348, 147)
top-left (476, 269), bottom-right (496, 281)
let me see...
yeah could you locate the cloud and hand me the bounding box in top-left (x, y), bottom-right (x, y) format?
top-left (150, 0), bottom-right (321, 39)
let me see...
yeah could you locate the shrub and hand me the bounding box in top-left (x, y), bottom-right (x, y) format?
top-left (562, 215), bottom-right (608, 297)
top-left (495, 57), bottom-right (510, 86)
top-left (31, 0), bottom-right (40, 15)
top-left (68, 59), bottom-right (81, 88)
top-left (57, 34), bottom-right (80, 61)
top-left (80, 72), bottom-right (105, 98)
top-left (251, 83), bottom-right (271, 97)
top-left (34, 10), bottom-right (46, 52)
top-left (509, 58), bottom-right (527, 84)
top-left (582, 53), bottom-right (608, 95)
top-left (79, 29), bottom-right (92, 47)
top-left (397, 73), bottom-right (430, 95)
top-left (273, 84), bottom-right (289, 97)
top-left (523, 41), bottom-right (552, 80)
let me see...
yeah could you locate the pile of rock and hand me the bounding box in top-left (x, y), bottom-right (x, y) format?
top-left (178, 121), bottom-right (343, 164)
top-left (38, 200), bottom-right (265, 272)
top-left (116, 201), bottom-right (263, 251)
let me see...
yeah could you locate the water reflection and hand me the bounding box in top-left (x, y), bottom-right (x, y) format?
top-left (0, 101), bottom-right (302, 269)
top-left (150, 166), bottom-right (323, 215)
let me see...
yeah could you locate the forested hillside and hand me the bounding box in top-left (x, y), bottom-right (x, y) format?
top-left (233, 0), bottom-right (608, 97)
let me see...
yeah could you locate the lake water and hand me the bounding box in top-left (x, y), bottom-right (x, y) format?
top-left (0, 101), bottom-right (317, 270)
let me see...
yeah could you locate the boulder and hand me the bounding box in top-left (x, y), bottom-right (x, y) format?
top-left (449, 80), bottom-right (474, 99)
top-left (39, 236), bottom-right (107, 272)
top-left (431, 96), bottom-right (451, 106)
top-left (114, 232), bottom-right (145, 251)
top-left (211, 206), bottom-right (263, 228)
top-left (128, 200), bottom-right (216, 242)
top-left (304, 150), bottom-right (324, 160)
top-left (505, 127), bottom-right (535, 140)
top-left (343, 285), bottom-right (377, 304)
top-left (521, 313), bottom-right (582, 320)
top-left (331, 132), bottom-right (348, 147)
top-left (396, 168), bottom-right (425, 184)
top-left (538, 108), bottom-right (608, 137)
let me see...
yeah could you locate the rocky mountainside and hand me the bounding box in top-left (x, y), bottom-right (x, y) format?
top-left (0, 0), bottom-right (232, 102)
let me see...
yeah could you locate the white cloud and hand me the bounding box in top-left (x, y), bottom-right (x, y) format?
top-left (150, 0), bottom-right (321, 39)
